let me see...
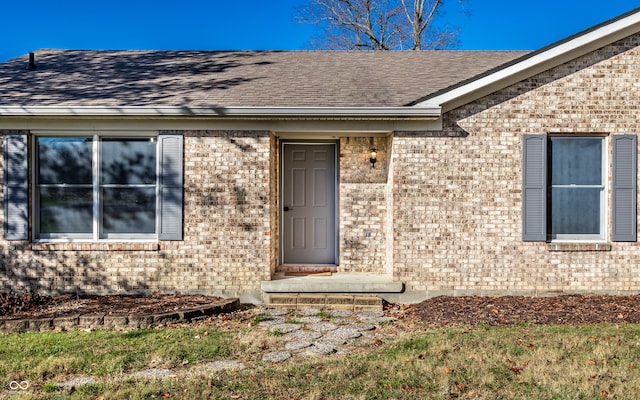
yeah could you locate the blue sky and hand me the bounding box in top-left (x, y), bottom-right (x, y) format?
top-left (1, 1), bottom-right (639, 62)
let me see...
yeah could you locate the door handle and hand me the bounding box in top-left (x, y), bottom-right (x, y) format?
top-left (284, 206), bottom-right (292, 212)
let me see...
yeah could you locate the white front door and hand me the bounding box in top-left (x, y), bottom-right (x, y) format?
top-left (281, 142), bottom-right (337, 264)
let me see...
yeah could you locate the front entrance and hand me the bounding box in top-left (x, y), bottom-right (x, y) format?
top-left (281, 142), bottom-right (337, 265)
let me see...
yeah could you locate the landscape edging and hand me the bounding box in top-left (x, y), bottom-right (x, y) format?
top-left (0, 298), bottom-right (240, 333)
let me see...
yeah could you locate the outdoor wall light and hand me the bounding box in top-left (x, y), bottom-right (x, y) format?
top-left (370, 148), bottom-right (377, 168)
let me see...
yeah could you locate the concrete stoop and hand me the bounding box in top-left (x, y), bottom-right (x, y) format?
top-left (266, 294), bottom-right (383, 311)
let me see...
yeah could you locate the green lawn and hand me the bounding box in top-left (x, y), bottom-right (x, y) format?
top-left (1, 323), bottom-right (639, 399)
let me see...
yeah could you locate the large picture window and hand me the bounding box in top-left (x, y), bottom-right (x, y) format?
top-left (35, 135), bottom-right (159, 240)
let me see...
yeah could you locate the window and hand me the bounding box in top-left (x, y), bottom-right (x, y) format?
top-left (547, 136), bottom-right (606, 241)
top-left (100, 138), bottom-right (157, 237)
top-left (36, 137), bottom-right (94, 237)
top-left (35, 136), bottom-right (158, 240)
top-left (2, 132), bottom-right (184, 241)
top-left (523, 134), bottom-right (637, 243)
top-left (3, 133), bottom-right (182, 242)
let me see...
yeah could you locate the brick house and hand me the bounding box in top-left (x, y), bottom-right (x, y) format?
top-left (1, 9), bottom-right (640, 304)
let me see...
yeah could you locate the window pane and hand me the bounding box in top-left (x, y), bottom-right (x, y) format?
top-left (37, 137), bottom-right (92, 184)
top-left (102, 188), bottom-right (156, 234)
top-left (101, 138), bottom-right (156, 184)
top-left (39, 188), bottom-right (92, 234)
top-left (549, 138), bottom-right (602, 185)
top-left (549, 188), bottom-right (601, 235)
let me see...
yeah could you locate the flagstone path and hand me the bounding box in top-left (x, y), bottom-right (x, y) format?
top-left (47, 307), bottom-right (399, 393)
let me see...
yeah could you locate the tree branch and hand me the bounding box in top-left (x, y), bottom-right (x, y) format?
top-left (297, 0), bottom-right (463, 50)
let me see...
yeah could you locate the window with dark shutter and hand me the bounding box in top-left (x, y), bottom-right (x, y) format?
top-left (31, 132), bottom-right (184, 242)
top-left (523, 134), bottom-right (637, 243)
top-left (522, 135), bottom-right (547, 241)
top-left (612, 135), bottom-right (637, 242)
top-left (3, 134), bottom-right (29, 240)
top-left (158, 134), bottom-right (184, 240)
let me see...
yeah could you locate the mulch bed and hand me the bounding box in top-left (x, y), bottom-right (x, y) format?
top-left (3, 293), bottom-right (640, 326)
top-left (0, 293), bottom-right (222, 321)
top-left (410, 294), bottom-right (640, 326)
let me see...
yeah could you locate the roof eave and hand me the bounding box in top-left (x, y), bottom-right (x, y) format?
top-left (0, 105), bottom-right (441, 120)
top-left (416, 7), bottom-right (640, 112)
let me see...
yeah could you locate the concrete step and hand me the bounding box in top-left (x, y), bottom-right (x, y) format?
top-left (261, 273), bottom-right (404, 294)
top-left (266, 294), bottom-right (383, 311)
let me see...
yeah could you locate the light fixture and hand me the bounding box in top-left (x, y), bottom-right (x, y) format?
top-left (370, 148), bottom-right (377, 168)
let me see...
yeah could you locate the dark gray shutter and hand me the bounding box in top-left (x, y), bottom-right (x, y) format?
top-left (3, 134), bottom-right (29, 240)
top-left (612, 135), bottom-right (637, 242)
top-left (522, 135), bottom-right (547, 241)
top-left (158, 134), bottom-right (183, 240)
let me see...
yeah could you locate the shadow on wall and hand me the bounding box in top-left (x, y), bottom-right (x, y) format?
top-left (0, 132), bottom-right (271, 296)
top-left (0, 135), bottom-right (178, 295)
top-left (186, 132), bottom-right (269, 237)
top-left (0, 243), bottom-right (161, 296)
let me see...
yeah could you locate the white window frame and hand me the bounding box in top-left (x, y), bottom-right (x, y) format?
top-left (547, 135), bottom-right (608, 242)
top-left (32, 132), bottom-right (160, 242)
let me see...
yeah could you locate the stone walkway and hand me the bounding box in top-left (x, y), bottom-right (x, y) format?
top-left (255, 308), bottom-right (395, 362)
top-left (44, 307), bottom-right (399, 392)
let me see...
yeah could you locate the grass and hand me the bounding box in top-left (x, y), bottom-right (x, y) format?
top-left (0, 327), bottom-right (230, 380)
top-left (40, 383), bottom-right (58, 393)
top-left (250, 313), bottom-right (270, 326)
top-left (269, 328), bottom-right (283, 337)
top-left (2, 323), bottom-right (640, 399)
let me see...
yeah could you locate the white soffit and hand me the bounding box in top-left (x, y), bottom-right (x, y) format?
top-left (417, 8), bottom-right (640, 112)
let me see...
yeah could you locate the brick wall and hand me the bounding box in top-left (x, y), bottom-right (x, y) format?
top-left (392, 33), bottom-right (640, 296)
top-left (339, 137), bottom-right (391, 273)
top-left (3, 33), bottom-right (640, 301)
top-left (269, 134), bottom-right (279, 277)
top-left (0, 130), bottom-right (394, 299)
top-left (0, 130), bottom-right (272, 301)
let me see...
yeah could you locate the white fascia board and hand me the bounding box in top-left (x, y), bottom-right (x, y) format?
top-left (417, 9), bottom-right (640, 112)
top-left (0, 116), bottom-right (443, 133)
top-left (0, 105), bottom-right (441, 119)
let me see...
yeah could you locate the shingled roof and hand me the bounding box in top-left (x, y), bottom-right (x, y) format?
top-left (0, 50), bottom-right (528, 108)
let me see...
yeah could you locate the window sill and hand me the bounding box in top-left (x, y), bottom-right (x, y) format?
top-left (547, 243), bottom-right (611, 252)
top-left (31, 243), bottom-right (159, 252)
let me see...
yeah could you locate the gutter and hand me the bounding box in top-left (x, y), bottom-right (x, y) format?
top-left (0, 105), bottom-right (442, 120)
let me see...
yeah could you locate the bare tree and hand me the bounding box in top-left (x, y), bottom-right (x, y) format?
top-left (297, 0), bottom-right (466, 50)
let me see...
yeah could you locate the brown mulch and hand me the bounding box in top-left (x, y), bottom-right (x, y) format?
top-left (0, 293), bottom-right (222, 321)
top-left (409, 294), bottom-right (640, 326)
top-left (3, 293), bottom-right (640, 326)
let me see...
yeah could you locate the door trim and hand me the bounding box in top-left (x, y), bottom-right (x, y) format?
top-left (280, 140), bottom-right (339, 265)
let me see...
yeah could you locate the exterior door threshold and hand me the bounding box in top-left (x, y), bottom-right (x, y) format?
top-left (276, 264), bottom-right (338, 274)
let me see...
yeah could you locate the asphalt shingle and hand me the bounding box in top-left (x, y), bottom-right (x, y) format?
top-left (0, 50), bottom-right (529, 107)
